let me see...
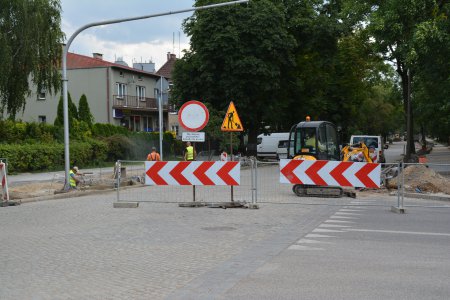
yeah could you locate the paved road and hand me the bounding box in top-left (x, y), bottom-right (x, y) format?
top-left (1, 190), bottom-right (449, 299)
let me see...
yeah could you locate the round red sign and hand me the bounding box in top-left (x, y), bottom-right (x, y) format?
top-left (178, 100), bottom-right (209, 132)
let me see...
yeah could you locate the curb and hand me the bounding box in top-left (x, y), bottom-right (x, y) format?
top-left (389, 192), bottom-right (450, 202)
top-left (403, 193), bottom-right (450, 202)
top-left (13, 188), bottom-right (117, 204)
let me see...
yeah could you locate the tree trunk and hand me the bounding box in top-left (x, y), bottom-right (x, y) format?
top-left (399, 68), bottom-right (415, 161)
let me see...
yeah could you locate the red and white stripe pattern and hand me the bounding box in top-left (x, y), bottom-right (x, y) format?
top-left (280, 159), bottom-right (381, 188)
top-left (0, 162), bottom-right (9, 201)
top-left (145, 161), bottom-right (240, 186)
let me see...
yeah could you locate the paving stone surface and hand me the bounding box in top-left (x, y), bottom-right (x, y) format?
top-left (0, 189), bottom-right (344, 300)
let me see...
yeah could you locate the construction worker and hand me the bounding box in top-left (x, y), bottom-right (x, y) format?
top-left (184, 142), bottom-right (196, 161)
top-left (69, 165), bottom-right (81, 189)
top-left (368, 145), bottom-right (377, 163)
top-left (220, 150), bottom-right (228, 161)
top-left (147, 147), bottom-right (161, 161)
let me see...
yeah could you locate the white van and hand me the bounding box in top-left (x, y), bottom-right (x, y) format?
top-left (257, 132), bottom-right (289, 160)
top-left (349, 135), bottom-right (385, 163)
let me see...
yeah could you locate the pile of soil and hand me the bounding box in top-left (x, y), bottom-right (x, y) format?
top-left (388, 165), bottom-right (450, 195)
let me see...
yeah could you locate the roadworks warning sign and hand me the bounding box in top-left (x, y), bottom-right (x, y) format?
top-left (221, 101), bottom-right (243, 132)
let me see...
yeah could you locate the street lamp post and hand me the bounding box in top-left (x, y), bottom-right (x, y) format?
top-left (61, 0), bottom-right (249, 189)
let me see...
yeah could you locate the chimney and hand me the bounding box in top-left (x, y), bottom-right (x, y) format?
top-left (93, 53), bottom-right (103, 60)
top-left (167, 52), bottom-right (171, 61)
top-left (170, 53), bottom-right (176, 60)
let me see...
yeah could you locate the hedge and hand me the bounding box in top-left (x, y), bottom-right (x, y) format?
top-left (0, 140), bottom-right (108, 173)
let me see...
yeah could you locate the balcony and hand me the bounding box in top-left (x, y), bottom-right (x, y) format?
top-left (112, 95), bottom-right (168, 111)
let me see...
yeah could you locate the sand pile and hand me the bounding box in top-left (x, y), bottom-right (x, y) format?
top-left (388, 165), bottom-right (450, 194)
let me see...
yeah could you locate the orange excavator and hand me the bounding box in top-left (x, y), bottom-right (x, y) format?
top-left (341, 142), bottom-right (373, 163)
top-left (287, 117), bottom-right (355, 197)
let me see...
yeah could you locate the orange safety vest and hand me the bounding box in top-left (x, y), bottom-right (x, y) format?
top-left (147, 152), bottom-right (160, 161)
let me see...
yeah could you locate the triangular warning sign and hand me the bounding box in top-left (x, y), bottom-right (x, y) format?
top-left (221, 101), bottom-right (244, 132)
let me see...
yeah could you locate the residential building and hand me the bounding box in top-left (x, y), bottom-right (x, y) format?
top-left (156, 52), bottom-right (184, 139)
top-left (19, 52), bottom-right (171, 132)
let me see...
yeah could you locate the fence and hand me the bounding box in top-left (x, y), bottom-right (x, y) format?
top-left (115, 160), bottom-right (255, 205)
top-left (115, 159), bottom-right (450, 208)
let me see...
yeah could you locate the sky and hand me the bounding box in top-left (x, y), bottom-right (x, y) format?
top-left (61, 0), bottom-right (195, 71)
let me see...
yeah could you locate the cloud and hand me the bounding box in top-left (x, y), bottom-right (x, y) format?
top-left (69, 31), bottom-right (189, 69)
top-left (61, 1), bottom-right (192, 69)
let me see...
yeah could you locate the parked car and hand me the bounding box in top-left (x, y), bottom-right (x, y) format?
top-left (349, 135), bottom-right (386, 163)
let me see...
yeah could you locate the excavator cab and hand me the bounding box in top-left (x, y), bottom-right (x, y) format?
top-left (288, 120), bottom-right (340, 161)
top-left (287, 119), bottom-right (351, 198)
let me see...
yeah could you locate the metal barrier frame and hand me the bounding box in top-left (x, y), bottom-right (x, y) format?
top-left (115, 159), bottom-right (449, 207)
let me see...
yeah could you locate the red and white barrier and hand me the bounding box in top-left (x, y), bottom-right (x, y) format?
top-left (145, 161), bottom-right (240, 186)
top-left (280, 159), bottom-right (381, 188)
top-left (0, 161), bottom-right (9, 201)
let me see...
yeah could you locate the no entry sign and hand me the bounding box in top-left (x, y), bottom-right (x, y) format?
top-left (178, 100), bottom-right (209, 132)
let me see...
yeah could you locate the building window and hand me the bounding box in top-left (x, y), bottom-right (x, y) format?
top-left (116, 83), bottom-right (126, 98)
top-left (38, 88), bottom-right (46, 100)
top-left (119, 71), bottom-right (124, 77)
top-left (38, 116), bottom-right (46, 123)
top-left (138, 75), bottom-right (143, 81)
top-left (136, 86), bottom-right (146, 101)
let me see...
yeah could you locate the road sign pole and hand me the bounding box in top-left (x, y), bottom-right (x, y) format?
top-left (230, 132), bottom-right (234, 203)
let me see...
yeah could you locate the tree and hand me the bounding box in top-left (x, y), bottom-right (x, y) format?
top-left (78, 94), bottom-right (94, 127)
top-left (412, 2), bottom-right (450, 143)
top-left (172, 0), bottom-right (296, 154)
top-left (54, 93), bottom-right (78, 128)
top-left (0, 0), bottom-right (64, 119)
top-left (364, 0), bottom-right (445, 160)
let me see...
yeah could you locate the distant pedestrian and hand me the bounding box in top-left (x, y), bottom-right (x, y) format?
top-left (220, 150), bottom-right (228, 161)
top-left (147, 147), bottom-right (161, 161)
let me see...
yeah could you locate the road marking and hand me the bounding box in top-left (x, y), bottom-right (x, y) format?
top-left (296, 239), bottom-right (331, 244)
top-left (319, 224), bottom-right (351, 228)
top-left (313, 228), bottom-right (344, 233)
top-left (305, 234), bottom-right (335, 238)
top-left (288, 245), bottom-right (324, 251)
top-left (325, 220), bottom-right (355, 224)
top-left (330, 216), bottom-right (358, 219)
top-left (334, 212), bottom-right (361, 216)
top-left (351, 201), bottom-right (377, 204)
top-left (345, 229), bottom-right (450, 237)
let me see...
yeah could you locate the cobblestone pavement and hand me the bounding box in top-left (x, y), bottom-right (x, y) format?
top-left (0, 188), bottom-right (351, 300)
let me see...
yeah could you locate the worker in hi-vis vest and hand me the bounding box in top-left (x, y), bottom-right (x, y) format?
top-left (184, 142), bottom-right (196, 161)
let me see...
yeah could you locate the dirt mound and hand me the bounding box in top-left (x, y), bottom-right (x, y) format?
top-left (388, 165), bottom-right (450, 195)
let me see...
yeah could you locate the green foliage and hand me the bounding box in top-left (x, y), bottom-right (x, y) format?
top-left (173, 0), bottom-right (297, 148)
top-left (102, 135), bottom-right (134, 161)
top-left (0, 120), bottom-right (56, 143)
top-left (0, 141), bottom-right (108, 173)
top-left (0, 0), bottom-right (64, 119)
top-left (78, 94), bottom-right (94, 127)
top-left (92, 123), bottom-right (129, 137)
top-left (54, 93), bottom-right (78, 128)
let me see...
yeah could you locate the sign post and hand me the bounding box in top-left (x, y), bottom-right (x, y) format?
top-left (221, 101), bottom-right (244, 203)
top-left (178, 100), bottom-right (209, 203)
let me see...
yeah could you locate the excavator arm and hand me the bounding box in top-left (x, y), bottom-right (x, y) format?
top-left (341, 142), bottom-right (372, 163)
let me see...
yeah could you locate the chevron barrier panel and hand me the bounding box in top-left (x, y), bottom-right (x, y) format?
top-left (145, 161), bottom-right (240, 186)
top-left (280, 159), bottom-right (381, 188)
top-left (0, 161), bottom-right (9, 202)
